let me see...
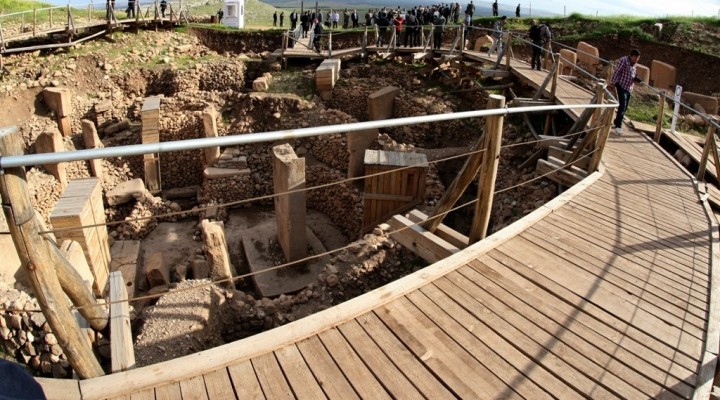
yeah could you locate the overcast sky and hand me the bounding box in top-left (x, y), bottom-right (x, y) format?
top-left (524, 0), bottom-right (719, 17)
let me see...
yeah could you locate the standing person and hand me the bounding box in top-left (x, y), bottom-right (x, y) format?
top-left (376, 12), bottom-right (389, 46)
top-left (487, 15), bottom-right (506, 57)
top-left (465, 1), bottom-right (475, 19)
top-left (528, 20), bottom-right (543, 70)
top-left (404, 10), bottom-right (418, 47)
top-left (351, 9), bottom-right (359, 28)
top-left (301, 11), bottom-right (309, 38)
top-left (516, 4), bottom-right (521, 17)
top-left (393, 12), bottom-right (404, 46)
top-left (453, 3), bottom-right (461, 23)
top-left (332, 10), bottom-right (340, 29)
top-left (290, 10), bottom-right (298, 30)
top-left (463, 11), bottom-right (471, 38)
top-left (159, 0), bottom-right (166, 18)
top-left (313, 19), bottom-right (323, 52)
top-left (280, 12), bottom-right (284, 27)
top-left (273, 11), bottom-right (277, 27)
top-left (492, 0), bottom-right (498, 16)
top-left (126, 0), bottom-right (135, 18)
top-left (611, 49), bottom-right (642, 135)
top-left (433, 11), bottom-right (446, 50)
top-left (343, 8), bottom-right (350, 29)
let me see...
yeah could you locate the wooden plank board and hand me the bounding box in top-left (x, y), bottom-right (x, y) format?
top-left (406, 209), bottom-right (469, 249)
top-left (227, 361), bottom-right (265, 400)
top-left (35, 377), bottom-right (81, 400)
top-left (110, 272), bottom-right (135, 373)
top-left (179, 375), bottom-right (208, 400)
top-left (316, 329), bottom-right (390, 399)
top-left (273, 345), bottom-right (327, 399)
top-left (251, 353), bottom-right (293, 399)
top-left (129, 389), bottom-right (155, 400)
top-left (404, 290), bottom-right (560, 399)
top-left (375, 298), bottom-right (523, 398)
top-left (295, 335), bottom-right (360, 399)
top-left (154, 382), bottom-right (182, 400)
top-left (459, 260), bottom-right (697, 398)
top-left (387, 214), bottom-right (459, 263)
top-left (336, 319), bottom-right (427, 399)
top-left (203, 369), bottom-right (235, 400)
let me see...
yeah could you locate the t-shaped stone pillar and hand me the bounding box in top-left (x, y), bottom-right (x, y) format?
top-left (273, 144), bottom-right (306, 263)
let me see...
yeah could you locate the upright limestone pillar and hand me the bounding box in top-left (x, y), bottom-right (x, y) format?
top-left (202, 105), bottom-right (220, 166)
top-left (43, 88), bottom-right (73, 137)
top-left (34, 129), bottom-right (67, 189)
top-left (81, 120), bottom-right (104, 179)
top-left (272, 144), bottom-right (306, 263)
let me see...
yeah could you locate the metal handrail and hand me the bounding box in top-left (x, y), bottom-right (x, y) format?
top-left (0, 102), bottom-right (617, 169)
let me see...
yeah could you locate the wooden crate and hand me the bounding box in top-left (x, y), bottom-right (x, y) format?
top-left (50, 178), bottom-right (110, 296)
top-left (362, 150), bottom-right (428, 231)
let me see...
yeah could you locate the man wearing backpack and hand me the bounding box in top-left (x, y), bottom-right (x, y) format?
top-left (528, 20), bottom-right (543, 70)
top-left (466, 1), bottom-right (475, 19)
top-left (487, 15), bottom-right (506, 58)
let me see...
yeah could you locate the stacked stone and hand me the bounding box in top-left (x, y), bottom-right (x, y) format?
top-left (307, 165), bottom-right (363, 240)
top-left (200, 174), bottom-right (255, 205)
top-left (0, 282), bottom-right (72, 378)
top-left (160, 112), bottom-right (204, 189)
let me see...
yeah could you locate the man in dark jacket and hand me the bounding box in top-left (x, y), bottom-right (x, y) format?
top-left (313, 19), bottom-right (323, 52)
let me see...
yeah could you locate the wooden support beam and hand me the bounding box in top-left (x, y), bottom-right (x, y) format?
top-left (550, 53), bottom-right (560, 101)
top-left (548, 146), bottom-right (590, 170)
top-left (710, 127), bottom-right (720, 184)
top-left (587, 107), bottom-right (615, 172)
top-left (388, 215), bottom-right (459, 263)
top-left (590, 80), bottom-right (606, 126)
top-left (532, 58), bottom-right (559, 101)
top-left (0, 126), bottom-right (104, 379)
top-left (406, 209), bottom-right (469, 249)
top-left (110, 271), bottom-right (135, 373)
top-left (469, 94), bottom-right (505, 243)
top-left (654, 94), bottom-right (665, 142)
top-left (697, 122), bottom-right (715, 181)
top-left (562, 96), bottom-right (598, 150)
top-left (537, 156), bottom-right (588, 186)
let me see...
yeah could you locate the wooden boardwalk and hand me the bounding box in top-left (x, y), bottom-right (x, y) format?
top-left (33, 46), bottom-right (719, 399)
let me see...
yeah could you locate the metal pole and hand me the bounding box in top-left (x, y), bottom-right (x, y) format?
top-left (670, 85), bottom-right (683, 134)
top-left (0, 102), bottom-right (617, 168)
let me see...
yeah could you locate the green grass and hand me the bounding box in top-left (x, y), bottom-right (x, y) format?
top-left (0, 0), bottom-right (51, 14)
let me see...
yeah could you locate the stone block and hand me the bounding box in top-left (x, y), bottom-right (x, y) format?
top-left (202, 105), bottom-right (220, 166)
top-left (43, 87), bottom-right (73, 117)
top-left (316, 59), bottom-right (341, 96)
top-left (106, 178), bottom-right (146, 206)
top-left (635, 63), bottom-right (650, 84)
top-left (109, 240), bottom-right (141, 298)
top-left (252, 77), bottom-right (269, 92)
top-left (190, 259), bottom-right (210, 279)
top-left (262, 72), bottom-right (274, 84)
top-left (81, 120), bottom-right (104, 179)
top-left (576, 41), bottom-right (600, 74)
top-left (347, 129), bottom-right (378, 179)
top-left (474, 35), bottom-right (493, 51)
top-left (368, 86), bottom-right (401, 121)
top-left (650, 60), bottom-right (676, 91)
top-left (143, 252), bottom-right (169, 289)
top-left (200, 220), bottom-right (233, 289)
top-left (203, 167), bottom-right (251, 179)
top-left (57, 116), bottom-right (72, 137)
top-left (558, 49), bottom-right (576, 75)
top-left (59, 240), bottom-right (94, 292)
top-left (273, 144), bottom-right (306, 264)
top-left (682, 92), bottom-right (718, 116)
top-left (34, 130), bottom-right (67, 188)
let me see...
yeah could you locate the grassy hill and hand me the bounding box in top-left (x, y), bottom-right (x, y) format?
top-left (0, 0), bottom-right (51, 14)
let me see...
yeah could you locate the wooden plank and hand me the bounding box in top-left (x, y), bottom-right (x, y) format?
top-left (375, 298), bottom-right (522, 398)
top-left (273, 345), bottom-right (326, 399)
top-left (536, 156), bottom-right (587, 186)
top-left (336, 319), bottom-right (428, 399)
top-left (387, 214), bottom-right (459, 263)
top-left (129, 389), bottom-right (155, 400)
top-left (35, 377), bottom-right (81, 400)
top-left (404, 290), bottom-right (559, 399)
top-left (459, 261), bottom-right (696, 398)
top-left (317, 329), bottom-right (390, 399)
top-left (203, 369), bottom-right (235, 400)
top-left (227, 361), bottom-right (264, 400)
top-left (251, 353), bottom-right (293, 399)
top-left (154, 382), bottom-right (182, 400)
top-left (179, 376), bottom-right (208, 400)
top-left (406, 209), bottom-right (469, 249)
top-left (110, 240), bottom-right (142, 298)
top-left (296, 336), bottom-right (360, 399)
top-left (110, 271), bottom-right (135, 373)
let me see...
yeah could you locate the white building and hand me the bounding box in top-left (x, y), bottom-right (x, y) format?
top-left (223, 0), bottom-right (245, 29)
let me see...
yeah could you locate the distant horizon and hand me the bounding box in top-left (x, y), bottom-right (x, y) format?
top-left (41, 0), bottom-right (720, 17)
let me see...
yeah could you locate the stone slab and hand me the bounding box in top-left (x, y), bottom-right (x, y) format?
top-left (558, 49), bottom-right (576, 75)
top-left (474, 35), bottom-right (493, 51)
top-left (203, 167), bottom-right (251, 179)
top-left (273, 144), bottom-right (306, 263)
top-left (242, 220), bottom-right (330, 297)
top-left (576, 41), bottom-right (599, 74)
top-left (683, 92), bottom-right (718, 116)
top-left (107, 178), bottom-right (146, 206)
top-left (368, 86), bottom-right (400, 121)
top-left (35, 129), bottom-right (67, 188)
top-left (650, 60), bottom-right (676, 91)
top-left (109, 240), bottom-right (141, 298)
top-left (635, 63), bottom-right (650, 84)
top-left (253, 77), bottom-right (269, 92)
top-left (43, 87), bottom-right (73, 117)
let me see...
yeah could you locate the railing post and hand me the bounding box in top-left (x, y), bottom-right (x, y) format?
top-left (329, 31), bottom-right (332, 57)
top-left (21, 13), bottom-right (25, 35)
top-left (591, 79), bottom-right (606, 125)
top-left (460, 25), bottom-right (465, 55)
top-left (0, 126), bottom-right (105, 379)
top-left (49, 8), bottom-right (53, 28)
top-left (550, 53), bottom-right (560, 101)
top-left (698, 119), bottom-right (720, 181)
top-left (33, 9), bottom-right (37, 36)
top-left (0, 21), bottom-right (5, 51)
top-left (504, 32), bottom-right (512, 69)
top-left (469, 94), bottom-right (505, 243)
top-left (654, 94), bottom-right (665, 142)
top-left (362, 26), bottom-right (367, 59)
top-left (587, 107), bottom-right (615, 172)
top-left (542, 40), bottom-right (551, 69)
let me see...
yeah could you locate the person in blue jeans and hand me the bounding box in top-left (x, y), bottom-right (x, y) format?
top-left (611, 49), bottom-right (642, 135)
top-left (0, 359), bottom-right (46, 399)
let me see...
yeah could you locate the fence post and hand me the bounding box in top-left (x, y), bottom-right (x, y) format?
top-left (329, 31), bottom-right (332, 57)
top-left (698, 119), bottom-right (720, 180)
top-left (504, 33), bottom-right (512, 69)
top-left (21, 13), bottom-right (25, 35)
top-left (0, 126), bottom-right (105, 379)
top-left (33, 9), bottom-right (37, 36)
top-left (550, 53), bottom-right (560, 101)
top-left (591, 79), bottom-right (606, 125)
top-left (587, 107), bottom-right (615, 172)
top-left (49, 8), bottom-right (53, 28)
top-left (469, 94), bottom-right (505, 243)
top-left (654, 94), bottom-right (665, 142)
top-left (362, 26), bottom-right (367, 58)
top-left (542, 40), bottom-right (551, 69)
top-left (460, 25), bottom-right (464, 55)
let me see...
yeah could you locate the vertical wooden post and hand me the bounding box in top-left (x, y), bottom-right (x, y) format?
top-left (329, 31), bottom-right (332, 57)
top-left (504, 33), bottom-right (511, 69)
top-left (362, 26), bottom-right (367, 59)
top-left (550, 53), bottom-right (560, 101)
top-left (110, 272), bottom-right (135, 372)
top-left (21, 13), bottom-right (25, 35)
top-left (590, 80), bottom-right (606, 125)
top-left (49, 8), bottom-right (53, 28)
top-left (654, 94), bottom-right (665, 142)
top-left (542, 40), bottom-right (551, 69)
top-left (606, 63), bottom-right (614, 83)
top-left (460, 25), bottom-right (465, 55)
top-left (0, 126), bottom-right (104, 379)
top-left (543, 113), bottom-right (552, 135)
top-left (587, 107), bottom-right (615, 172)
top-left (697, 122), bottom-right (715, 181)
top-left (708, 121), bottom-right (720, 182)
top-left (33, 9), bottom-right (37, 36)
top-left (469, 94), bottom-right (505, 243)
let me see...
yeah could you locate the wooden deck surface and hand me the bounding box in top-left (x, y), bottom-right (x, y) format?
top-left (36, 54), bottom-right (717, 400)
